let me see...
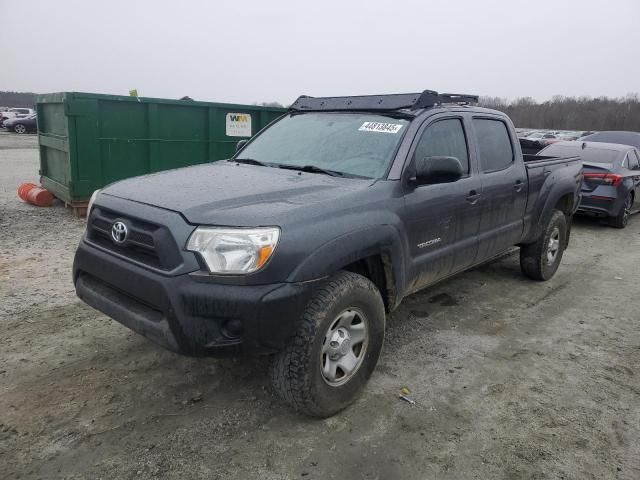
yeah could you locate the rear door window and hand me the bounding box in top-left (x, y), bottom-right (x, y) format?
top-left (628, 150), bottom-right (640, 170)
top-left (413, 118), bottom-right (469, 173)
top-left (473, 119), bottom-right (514, 172)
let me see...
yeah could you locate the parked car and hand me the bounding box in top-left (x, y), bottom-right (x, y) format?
top-left (540, 141), bottom-right (640, 227)
top-left (557, 132), bottom-right (581, 140)
top-left (0, 107), bottom-right (35, 127)
top-left (517, 130), bottom-right (534, 138)
top-left (540, 132), bottom-right (581, 147)
top-left (3, 113), bottom-right (37, 134)
top-left (526, 131), bottom-right (557, 141)
top-left (579, 130), bottom-right (640, 150)
top-left (519, 131), bottom-right (559, 153)
top-left (73, 90), bottom-right (582, 417)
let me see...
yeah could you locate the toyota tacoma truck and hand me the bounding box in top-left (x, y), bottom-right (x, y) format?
top-left (73, 90), bottom-right (582, 417)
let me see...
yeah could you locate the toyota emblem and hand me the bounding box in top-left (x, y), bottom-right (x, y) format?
top-left (111, 221), bottom-right (128, 244)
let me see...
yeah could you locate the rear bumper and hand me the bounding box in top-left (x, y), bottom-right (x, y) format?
top-left (578, 191), bottom-right (621, 217)
top-left (73, 240), bottom-right (317, 357)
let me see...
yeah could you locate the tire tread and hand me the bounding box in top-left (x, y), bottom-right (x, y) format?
top-left (270, 271), bottom-right (383, 417)
top-left (520, 209), bottom-right (566, 281)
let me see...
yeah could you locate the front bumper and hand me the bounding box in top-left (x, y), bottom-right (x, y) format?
top-left (73, 240), bottom-right (317, 357)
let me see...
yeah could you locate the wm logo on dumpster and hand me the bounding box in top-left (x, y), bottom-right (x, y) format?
top-left (226, 112), bottom-right (252, 137)
top-left (229, 114), bottom-right (249, 122)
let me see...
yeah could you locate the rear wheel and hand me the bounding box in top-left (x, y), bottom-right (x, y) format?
top-left (520, 209), bottom-right (567, 281)
top-left (270, 271), bottom-right (385, 417)
top-left (14, 124), bottom-right (26, 134)
top-left (609, 193), bottom-right (632, 229)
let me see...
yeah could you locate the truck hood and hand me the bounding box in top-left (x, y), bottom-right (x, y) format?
top-left (102, 161), bottom-right (372, 225)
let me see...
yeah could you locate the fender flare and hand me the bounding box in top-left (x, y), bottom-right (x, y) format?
top-left (287, 224), bottom-right (407, 307)
top-left (525, 181), bottom-right (577, 244)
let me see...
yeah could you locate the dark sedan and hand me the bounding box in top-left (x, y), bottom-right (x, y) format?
top-left (540, 141), bottom-right (640, 228)
top-left (579, 130), bottom-right (640, 150)
top-left (3, 114), bottom-right (37, 134)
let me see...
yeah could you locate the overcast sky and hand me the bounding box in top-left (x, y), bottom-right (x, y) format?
top-left (2, 0), bottom-right (639, 105)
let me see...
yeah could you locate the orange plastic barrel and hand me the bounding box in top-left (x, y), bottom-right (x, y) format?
top-left (17, 182), bottom-right (38, 202)
top-left (26, 187), bottom-right (55, 207)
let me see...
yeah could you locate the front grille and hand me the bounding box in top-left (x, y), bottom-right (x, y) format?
top-left (87, 208), bottom-right (179, 270)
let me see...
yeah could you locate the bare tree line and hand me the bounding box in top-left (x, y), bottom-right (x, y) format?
top-left (0, 91), bottom-right (36, 108)
top-left (479, 94), bottom-right (640, 131)
top-left (3, 90), bottom-right (639, 132)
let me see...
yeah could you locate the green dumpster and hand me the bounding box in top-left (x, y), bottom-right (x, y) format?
top-left (36, 92), bottom-right (285, 207)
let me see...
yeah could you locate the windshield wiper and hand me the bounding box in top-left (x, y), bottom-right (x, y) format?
top-left (233, 159), bottom-right (349, 178)
top-left (230, 158), bottom-right (269, 167)
top-left (277, 164), bottom-right (344, 177)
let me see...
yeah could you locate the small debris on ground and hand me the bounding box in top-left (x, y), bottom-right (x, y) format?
top-left (399, 394), bottom-right (416, 406)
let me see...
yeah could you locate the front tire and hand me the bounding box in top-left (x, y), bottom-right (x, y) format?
top-left (270, 271), bottom-right (385, 417)
top-left (609, 193), bottom-right (632, 229)
top-left (520, 209), bottom-right (567, 281)
top-left (14, 124), bottom-right (26, 134)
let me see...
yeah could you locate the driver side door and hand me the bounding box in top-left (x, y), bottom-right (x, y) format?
top-left (402, 115), bottom-right (482, 293)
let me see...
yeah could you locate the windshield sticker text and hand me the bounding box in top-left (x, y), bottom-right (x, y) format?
top-left (359, 122), bottom-right (403, 134)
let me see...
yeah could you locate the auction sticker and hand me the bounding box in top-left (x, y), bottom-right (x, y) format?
top-left (226, 113), bottom-right (252, 137)
top-left (358, 122), bottom-right (403, 134)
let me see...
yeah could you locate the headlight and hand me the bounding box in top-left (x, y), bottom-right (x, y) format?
top-left (87, 189), bottom-right (101, 218)
top-left (186, 227), bottom-right (280, 274)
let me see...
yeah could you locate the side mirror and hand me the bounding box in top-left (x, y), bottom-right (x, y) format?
top-left (412, 156), bottom-right (463, 186)
top-left (236, 139), bottom-right (248, 152)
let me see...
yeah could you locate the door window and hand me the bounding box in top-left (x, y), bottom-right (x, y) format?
top-left (414, 118), bottom-right (469, 173)
top-left (628, 150), bottom-right (640, 170)
top-left (473, 119), bottom-right (514, 172)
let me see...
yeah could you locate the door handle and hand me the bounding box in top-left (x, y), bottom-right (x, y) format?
top-left (465, 190), bottom-right (481, 204)
top-left (543, 168), bottom-right (552, 176)
top-left (514, 180), bottom-right (524, 192)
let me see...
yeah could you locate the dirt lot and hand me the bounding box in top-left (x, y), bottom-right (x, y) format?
top-left (1, 131), bottom-right (639, 479)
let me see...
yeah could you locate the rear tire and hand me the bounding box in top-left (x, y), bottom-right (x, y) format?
top-left (520, 209), bottom-right (567, 281)
top-left (14, 124), bottom-right (26, 134)
top-left (609, 193), bottom-right (632, 229)
top-left (270, 271), bottom-right (385, 417)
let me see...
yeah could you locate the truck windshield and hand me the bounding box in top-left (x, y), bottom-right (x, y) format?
top-left (235, 113), bottom-right (410, 179)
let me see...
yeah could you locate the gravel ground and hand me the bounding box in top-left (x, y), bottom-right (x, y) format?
top-left (1, 131), bottom-right (639, 479)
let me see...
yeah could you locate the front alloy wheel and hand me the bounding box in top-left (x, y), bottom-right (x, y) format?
top-left (270, 271), bottom-right (385, 417)
top-left (321, 308), bottom-right (369, 386)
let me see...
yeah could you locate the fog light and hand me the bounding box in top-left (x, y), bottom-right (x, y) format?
top-left (223, 319), bottom-right (243, 337)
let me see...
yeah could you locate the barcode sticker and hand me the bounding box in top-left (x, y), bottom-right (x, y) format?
top-left (358, 122), bottom-right (404, 134)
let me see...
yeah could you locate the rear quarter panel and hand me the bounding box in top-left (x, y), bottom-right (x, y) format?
top-left (522, 157), bottom-right (582, 244)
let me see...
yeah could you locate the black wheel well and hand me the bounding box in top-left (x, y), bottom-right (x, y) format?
top-left (341, 254), bottom-right (396, 312)
top-left (554, 193), bottom-right (575, 217)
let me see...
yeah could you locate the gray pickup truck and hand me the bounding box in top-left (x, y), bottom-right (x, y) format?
top-left (74, 90), bottom-right (582, 417)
